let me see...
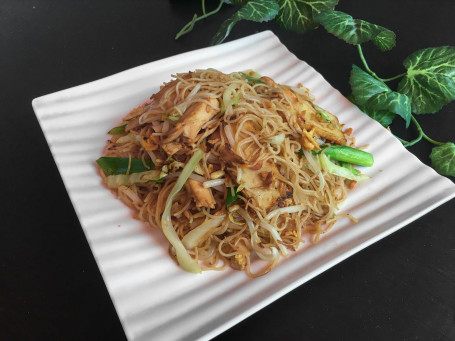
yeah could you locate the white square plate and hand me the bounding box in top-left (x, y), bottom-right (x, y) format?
top-left (32, 31), bottom-right (455, 341)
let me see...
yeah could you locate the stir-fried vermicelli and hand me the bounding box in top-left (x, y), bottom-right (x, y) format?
top-left (97, 69), bottom-right (373, 276)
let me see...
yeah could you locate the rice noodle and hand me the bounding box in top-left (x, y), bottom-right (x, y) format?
top-left (98, 68), bottom-right (357, 277)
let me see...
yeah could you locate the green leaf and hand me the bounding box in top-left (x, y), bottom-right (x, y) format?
top-left (350, 65), bottom-right (390, 105)
top-left (211, 0), bottom-right (279, 45)
top-left (397, 46), bottom-right (455, 114)
top-left (245, 75), bottom-right (266, 84)
top-left (96, 157), bottom-right (155, 175)
top-left (353, 102), bottom-right (395, 127)
top-left (350, 65), bottom-right (410, 127)
top-left (314, 104), bottom-right (332, 122)
top-left (223, 0), bottom-right (249, 5)
top-left (108, 123), bottom-right (127, 135)
top-left (373, 29), bottom-right (396, 52)
top-left (429, 142), bottom-right (455, 176)
top-left (226, 186), bottom-right (239, 206)
top-left (366, 91), bottom-right (411, 127)
top-left (276, 0), bottom-right (338, 33)
top-left (315, 10), bottom-right (396, 51)
top-left (348, 92), bottom-right (394, 126)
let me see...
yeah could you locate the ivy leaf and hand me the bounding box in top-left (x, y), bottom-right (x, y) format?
top-left (397, 46), bottom-right (455, 114)
top-left (350, 65), bottom-right (411, 127)
top-left (315, 10), bottom-right (396, 51)
top-left (366, 91), bottom-right (411, 127)
top-left (429, 142), bottom-right (455, 177)
top-left (350, 98), bottom-right (395, 127)
top-left (363, 107), bottom-right (396, 127)
top-left (223, 0), bottom-right (249, 5)
top-left (350, 64), bottom-right (389, 104)
top-left (373, 29), bottom-right (396, 52)
top-left (275, 0), bottom-right (338, 34)
top-left (211, 0), bottom-right (279, 45)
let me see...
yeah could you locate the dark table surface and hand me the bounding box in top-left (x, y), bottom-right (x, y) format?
top-left (2, 0), bottom-right (455, 340)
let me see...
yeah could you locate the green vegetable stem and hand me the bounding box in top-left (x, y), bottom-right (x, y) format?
top-left (175, 1), bottom-right (455, 178)
top-left (226, 186), bottom-right (239, 207)
top-left (108, 123), bottom-right (127, 135)
top-left (96, 157), bottom-right (154, 175)
top-left (322, 145), bottom-right (374, 167)
top-left (301, 145), bottom-right (373, 167)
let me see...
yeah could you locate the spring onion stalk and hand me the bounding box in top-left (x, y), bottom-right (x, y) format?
top-left (320, 154), bottom-right (369, 182)
top-left (161, 149), bottom-right (204, 273)
top-left (105, 170), bottom-right (162, 189)
top-left (339, 161), bottom-right (359, 176)
top-left (225, 186), bottom-right (239, 207)
top-left (182, 215), bottom-right (225, 249)
top-left (96, 156), bottom-right (154, 175)
top-left (323, 145), bottom-right (374, 167)
top-left (108, 123), bottom-right (127, 135)
top-left (314, 105), bottom-right (332, 122)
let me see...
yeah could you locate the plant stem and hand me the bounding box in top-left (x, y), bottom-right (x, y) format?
top-left (396, 115), bottom-right (445, 147)
top-left (422, 132), bottom-right (445, 146)
top-left (202, 0), bottom-right (207, 16)
top-left (356, 45), bottom-right (405, 83)
top-left (175, 0), bottom-right (224, 40)
top-left (381, 73), bottom-right (407, 82)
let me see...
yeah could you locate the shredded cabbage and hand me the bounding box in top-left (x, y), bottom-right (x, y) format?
top-left (116, 133), bottom-right (137, 144)
top-left (267, 133), bottom-right (285, 145)
top-left (181, 215), bottom-right (225, 249)
top-left (161, 149), bottom-right (204, 273)
top-left (259, 221), bottom-right (289, 257)
top-left (320, 154), bottom-right (369, 182)
top-left (238, 208), bottom-right (279, 262)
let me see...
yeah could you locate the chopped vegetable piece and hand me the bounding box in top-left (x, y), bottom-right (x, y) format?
top-left (105, 170), bottom-right (162, 189)
top-left (323, 145), bottom-right (374, 167)
top-left (314, 105), bottom-right (332, 122)
top-left (181, 215), bottom-right (225, 249)
top-left (320, 154), bottom-right (369, 182)
top-left (245, 75), bottom-right (266, 84)
top-left (226, 186), bottom-right (239, 207)
top-left (161, 149), bottom-right (204, 273)
top-left (306, 145), bottom-right (374, 167)
top-left (108, 123), bottom-right (127, 135)
top-left (340, 161), bottom-right (359, 176)
top-left (96, 157), bottom-right (154, 175)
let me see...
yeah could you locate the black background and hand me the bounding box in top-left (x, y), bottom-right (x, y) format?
top-left (2, 0), bottom-right (455, 340)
